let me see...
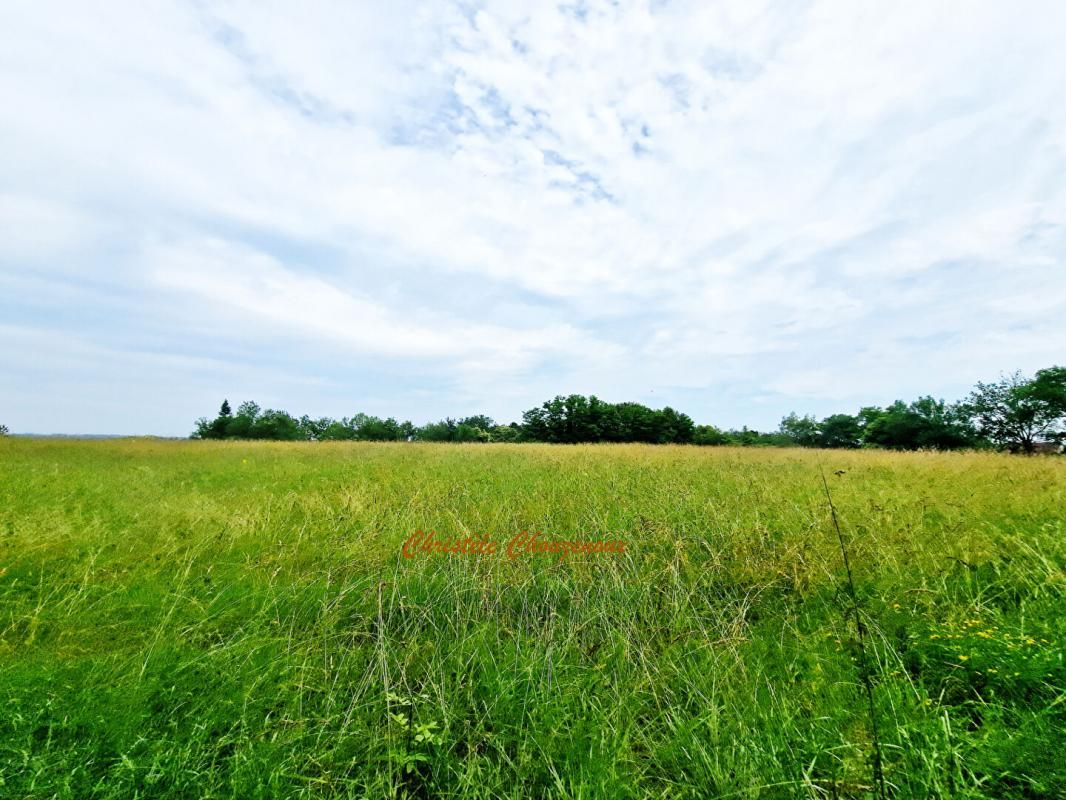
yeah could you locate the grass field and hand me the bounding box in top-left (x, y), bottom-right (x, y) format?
top-left (1, 439), bottom-right (1063, 799)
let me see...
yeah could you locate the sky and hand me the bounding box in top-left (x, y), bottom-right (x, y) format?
top-left (1, 0), bottom-right (1064, 436)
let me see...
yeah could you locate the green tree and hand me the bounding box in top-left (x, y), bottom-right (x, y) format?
top-left (863, 402), bottom-right (920, 449)
top-left (693, 424), bottom-right (728, 445)
top-left (521, 397), bottom-right (567, 443)
top-left (1024, 366), bottom-right (1066, 442)
top-left (190, 403), bottom-right (234, 441)
top-left (455, 423), bottom-right (490, 442)
top-left (418, 419), bottom-right (458, 442)
top-left (351, 414), bottom-right (404, 441)
top-left (489, 424), bottom-right (521, 443)
top-left (818, 414), bottom-right (862, 448)
top-left (191, 399), bottom-right (236, 439)
top-left (223, 401), bottom-right (260, 439)
top-left (724, 427), bottom-right (794, 447)
top-left (612, 401), bottom-right (659, 442)
top-left (519, 395), bottom-right (696, 444)
top-left (909, 397), bottom-right (978, 449)
top-left (459, 415), bottom-right (495, 431)
top-left (250, 409), bottom-right (302, 440)
top-left (298, 415), bottom-right (333, 441)
top-left (560, 394), bottom-right (593, 442)
top-left (209, 400), bottom-right (234, 438)
top-left (861, 398), bottom-right (977, 451)
top-left (653, 407), bottom-right (696, 443)
top-left (779, 413), bottom-right (819, 447)
top-left (967, 368), bottom-right (1066, 452)
top-left (320, 420), bottom-right (356, 440)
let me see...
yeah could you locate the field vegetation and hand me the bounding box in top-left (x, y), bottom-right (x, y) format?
top-left (1, 439), bottom-right (1063, 798)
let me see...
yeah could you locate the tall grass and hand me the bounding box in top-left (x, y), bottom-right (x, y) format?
top-left (1, 439), bottom-right (1063, 798)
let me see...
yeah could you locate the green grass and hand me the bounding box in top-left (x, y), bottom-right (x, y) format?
top-left (1, 439), bottom-right (1064, 799)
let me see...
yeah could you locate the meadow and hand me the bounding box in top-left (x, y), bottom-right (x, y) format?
top-left (0, 438), bottom-right (1063, 799)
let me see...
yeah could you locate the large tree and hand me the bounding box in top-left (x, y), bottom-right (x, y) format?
top-left (1025, 366), bottom-right (1066, 436)
top-left (967, 368), bottom-right (1066, 453)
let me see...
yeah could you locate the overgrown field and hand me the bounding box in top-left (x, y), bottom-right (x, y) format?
top-left (1, 439), bottom-right (1063, 799)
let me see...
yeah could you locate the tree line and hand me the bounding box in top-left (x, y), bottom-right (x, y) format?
top-left (191, 366), bottom-right (1065, 453)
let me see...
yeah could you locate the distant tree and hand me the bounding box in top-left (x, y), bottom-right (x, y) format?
top-left (433, 415), bottom-right (495, 442)
top-left (519, 395), bottom-right (697, 444)
top-left (380, 417), bottom-right (406, 441)
top-left (222, 401), bottom-right (260, 439)
top-left (909, 397), bottom-right (979, 450)
top-left (818, 414), bottom-right (862, 448)
top-left (856, 405), bottom-right (885, 434)
top-left (181, 374), bottom-right (1063, 452)
top-left (413, 416), bottom-right (492, 443)
top-left (209, 399), bottom-right (234, 438)
top-left (186, 402), bottom-right (408, 443)
top-left (612, 401), bottom-right (658, 443)
top-left (191, 399), bottom-right (236, 439)
top-left (967, 369), bottom-right (1066, 453)
top-left (654, 407), bottom-right (696, 443)
top-left (723, 426), bottom-right (792, 447)
top-left (522, 396), bottom-right (576, 442)
top-left (250, 409), bottom-right (302, 440)
top-left (459, 415), bottom-right (495, 431)
top-left (862, 402), bottom-right (919, 450)
top-left (353, 414), bottom-right (401, 441)
top-left (779, 413), bottom-right (819, 447)
top-left (1025, 367), bottom-right (1066, 443)
top-left (693, 424), bottom-right (729, 445)
top-left (456, 423), bottom-right (491, 442)
top-left (860, 398), bottom-right (977, 451)
top-left (489, 423), bottom-right (521, 443)
top-left (320, 419), bottom-right (356, 440)
top-left (418, 419), bottom-right (458, 442)
top-left (521, 398), bottom-right (558, 442)
top-left (298, 415), bottom-right (332, 441)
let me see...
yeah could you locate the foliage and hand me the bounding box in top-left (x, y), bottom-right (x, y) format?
top-left (861, 398), bottom-right (978, 451)
top-left (418, 418), bottom-right (491, 443)
top-left (521, 394), bottom-right (695, 444)
top-left (194, 403), bottom-right (418, 443)
top-left (692, 424), bottom-right (729, 445)
top-left (967, 367), bottom-right (1066, 452)
top-left (186, 366), bottom-right (1064, 453)
top-left (488, 423), bottom-right (521, 443)
top-left (722, 426), bottom-right (795, 447)
top-left (779, 412), bottom-right (820, 447)
top-left (818, 413), bottom-right (863, 449)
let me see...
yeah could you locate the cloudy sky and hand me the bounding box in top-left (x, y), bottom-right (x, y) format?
top-left (2, 1), bottom-right (1064, 435)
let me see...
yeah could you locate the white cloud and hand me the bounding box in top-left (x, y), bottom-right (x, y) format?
top-left (0, 0), bottom-right (1064, 433)
top-left (147, 236), bottom-right (624, 371)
